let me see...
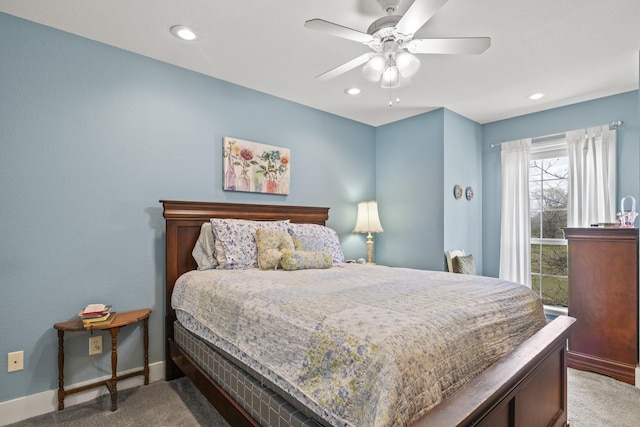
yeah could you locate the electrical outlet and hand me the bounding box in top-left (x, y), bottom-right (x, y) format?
top-left (89, 336), bottom-right (102, 355)
top-left (8, 351), bottom-right (24, 372)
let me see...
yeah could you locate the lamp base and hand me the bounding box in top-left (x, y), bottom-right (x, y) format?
top-left (366, 233), bottom-right (376, 265)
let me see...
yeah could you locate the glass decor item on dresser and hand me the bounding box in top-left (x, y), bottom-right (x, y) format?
top-left (617, 196), bottom-right (638, 228)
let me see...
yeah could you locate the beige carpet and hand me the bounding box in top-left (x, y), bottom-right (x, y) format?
top-left (6, 377), bottom-right (230, 427)
top-left (8, 368), bottom-right (640, 426)
top-left (567, 368), bottom-right (640, 427)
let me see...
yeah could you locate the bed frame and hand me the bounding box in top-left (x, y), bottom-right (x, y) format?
top-left (161, 200), bottom-right (575, 427)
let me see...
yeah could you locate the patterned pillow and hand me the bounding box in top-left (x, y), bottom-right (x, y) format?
top-left (210, 218), bottom-right (290, 269)
top-left (280, 250), bottom-right (333, 271)
top-left (255, 228), bottom-right (295, 270)
top-left (452, 254), bottom-right (476, 275)
top-left (291, 234), bottom-right (325, 251)
top-left (288, 223), bottom-right (345, 263)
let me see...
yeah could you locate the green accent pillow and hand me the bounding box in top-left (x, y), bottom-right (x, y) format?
top-left (280, 250), bottom-right (333, 271)
top-left (255, 228), bottom-right (295, 270)
top-left (452, 254), bottom-right (476, 274)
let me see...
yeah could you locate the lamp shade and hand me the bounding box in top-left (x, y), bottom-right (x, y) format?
top-left (353, 201), bottom-right (384, 233)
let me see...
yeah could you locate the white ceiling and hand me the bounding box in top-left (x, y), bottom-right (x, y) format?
top-left (2, 0), bottom-right (639, 126)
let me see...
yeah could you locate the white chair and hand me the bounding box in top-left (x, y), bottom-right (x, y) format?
top-left (445, 249), bottom-right (465, 273)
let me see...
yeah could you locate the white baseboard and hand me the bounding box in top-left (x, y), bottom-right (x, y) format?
top-left (0, 361), bottom-right (165, 426)
top-left (636, 366), bottom-right (640, 389)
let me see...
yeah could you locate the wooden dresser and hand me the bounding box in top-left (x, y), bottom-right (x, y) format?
top-left (564, 227), bottom-right (639, 385)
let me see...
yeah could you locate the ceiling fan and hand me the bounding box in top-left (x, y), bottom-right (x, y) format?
top-left (305, 0), bottom-right (490, 91)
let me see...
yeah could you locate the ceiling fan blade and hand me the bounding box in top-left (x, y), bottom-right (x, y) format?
top-left (395, 0), bottom-right (448, 36)
top-left (407, 37), bottom-right (491, 54)
top-left (315, 53), bottom-right (374, 81)
top-left (305, 19), bottom-right (374, 44)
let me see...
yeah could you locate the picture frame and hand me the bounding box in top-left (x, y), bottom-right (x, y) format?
top-left (453, 184), bottom-right (462, 199)
top-left (466, 186), bottom-right (474, 200)
top-left (223, 137), bottom-right (290, 194)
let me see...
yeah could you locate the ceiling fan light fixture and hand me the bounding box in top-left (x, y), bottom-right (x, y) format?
top-left (170, 25), bottom-right (197, 41)
top-left (362, 54), bottom-right (386, 82)
top-left (305, 0), bottom-right (490, 103)
top-left (380, 65), bottom-right (400, 89)
top-left (395, 51), bottom-right (420, 78)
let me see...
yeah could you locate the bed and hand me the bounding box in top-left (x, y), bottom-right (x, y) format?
top-left (161, 200), bottom-right (575, 427)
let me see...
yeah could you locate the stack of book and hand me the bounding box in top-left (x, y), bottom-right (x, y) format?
top-left (79, 304), bottom-right (115, 327)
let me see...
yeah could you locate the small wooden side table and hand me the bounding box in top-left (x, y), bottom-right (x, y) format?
top-left (53, 308), bottom-right (151, 411)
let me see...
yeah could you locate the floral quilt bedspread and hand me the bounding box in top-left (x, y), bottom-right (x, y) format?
top-left (172, 264), bottom-right (546, 427)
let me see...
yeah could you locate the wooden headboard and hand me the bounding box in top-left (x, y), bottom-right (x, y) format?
top-left (160, 200), bottom-right (329, 341)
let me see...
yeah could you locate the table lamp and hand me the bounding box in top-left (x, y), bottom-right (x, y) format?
top-left (353, 201), bottom-right (384, 265)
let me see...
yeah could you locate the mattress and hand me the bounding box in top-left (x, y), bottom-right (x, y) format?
top-left (174, 321), bottom-right (322, 426)
top-left (172, 264), bottom-right (546, 426)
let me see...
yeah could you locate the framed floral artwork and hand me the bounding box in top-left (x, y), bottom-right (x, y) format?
top-left (223, 137), bottom-right (290, 194)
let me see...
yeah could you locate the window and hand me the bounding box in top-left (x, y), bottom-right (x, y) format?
top-left (529, 140), bottom-right (568, 310)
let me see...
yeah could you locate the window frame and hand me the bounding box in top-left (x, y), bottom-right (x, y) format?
top-left (529, 138), bottom-right (569, 316)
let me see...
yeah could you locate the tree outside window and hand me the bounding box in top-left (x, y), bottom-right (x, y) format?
top-left (530, 157), bottom-right (568, 307)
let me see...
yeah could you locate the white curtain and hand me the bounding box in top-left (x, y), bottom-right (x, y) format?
top-left (566, 126), bottom-right (617, 226)
top-left (499, 139), bottom-right (532, 286)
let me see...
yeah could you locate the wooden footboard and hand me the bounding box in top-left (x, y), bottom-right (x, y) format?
top-left (161, 200), bottom-right (575, 427)
top-left (415, 315), bottom-right (574, 427)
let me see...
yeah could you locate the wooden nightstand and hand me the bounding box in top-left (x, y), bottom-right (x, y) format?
top-left (53, 308), bottom-right (151, 411)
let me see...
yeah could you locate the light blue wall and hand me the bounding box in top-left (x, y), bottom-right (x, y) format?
top-left (374, 109), bottom-right (483, 272)
top-left (443, 109), bottom-right (483, 273)
top-left (375, 109), bottom-right (446, 270)
top-left (0, 13), bottom-right (375, 403)
top-left (481, 91), bottom-right (639, 277)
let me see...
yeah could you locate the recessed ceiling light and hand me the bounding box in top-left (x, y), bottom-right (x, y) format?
top-left (528, 92), bottom-right (545, 100)
top-left (170, 25), bottom-right (197, 41)
top-left (344, 87), bottom-right (361, 95)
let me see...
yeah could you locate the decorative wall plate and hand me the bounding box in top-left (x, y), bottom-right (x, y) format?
top-left (466, 186), bottom-right (474, 200)
top-left (453, 184), bottom-right (462, 199)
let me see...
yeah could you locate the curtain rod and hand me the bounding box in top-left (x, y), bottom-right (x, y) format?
top-left (489, 120), bottom-right (623, 149)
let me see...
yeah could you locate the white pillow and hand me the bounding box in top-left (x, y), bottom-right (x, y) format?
top-left (213, 239), bottom-right (227, 268)
top-left (288, 223), bottom-right (345, 263)
top-left (210, 218), bottom-right (290, 269)
top-left (192, 223), bottom-right (217, 270)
